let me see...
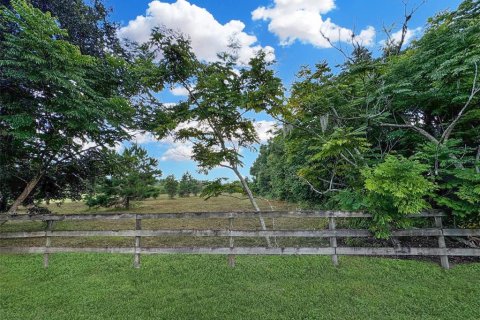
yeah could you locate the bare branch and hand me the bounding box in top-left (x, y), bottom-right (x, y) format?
top-left (218, 163), bottom-right (234, 170)
top-left (396, 0), bottom-right (427, 54)
top-left (299, 175), bottom-right (341, 195)
top-left (340, 152), bottom-right (358, 167)
top-left (441, 62), bottom-right (480, 143)
top-left (380, 123), bottom-right (439, 144)
top-left (319, 31), bottom-right (354, 63)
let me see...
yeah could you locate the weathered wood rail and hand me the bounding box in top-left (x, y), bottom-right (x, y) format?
top-left (1, 211), bottom-right (479, 269)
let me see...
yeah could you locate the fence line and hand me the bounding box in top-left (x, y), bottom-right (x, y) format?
top-left (0, 210), bottom-right (446, 221)
top-left (1, 211), bottom-right (479, 269)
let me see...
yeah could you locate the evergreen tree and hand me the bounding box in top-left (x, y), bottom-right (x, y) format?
top-left (86, 145), bottom-right (161, 209)
top-left (178, 172), bottom-right (193, 197)
top-left (164, 175), bottom-right (178, 199)
top-left (190, 179), bottom-right (202, 197)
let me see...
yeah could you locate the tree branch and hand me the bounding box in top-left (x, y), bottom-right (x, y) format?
top-left (441, 62), bottom-right (480, 143)
top-left (380, 123), bottom-right (439, 144)
top-left (298, 175), bottom-right (341, 196)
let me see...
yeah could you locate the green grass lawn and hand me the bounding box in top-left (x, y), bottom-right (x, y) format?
top-left (1, 254), bottom-right (479, 320)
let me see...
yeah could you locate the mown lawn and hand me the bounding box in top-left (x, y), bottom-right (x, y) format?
top-left (1, 254), bottom-right (479, 320)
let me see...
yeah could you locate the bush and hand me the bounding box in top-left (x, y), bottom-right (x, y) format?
top-left (361, 155), bottom-right (436, 238)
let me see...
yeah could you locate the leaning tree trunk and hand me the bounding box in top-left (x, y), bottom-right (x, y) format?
top-left (7, 173), bottom-right (43, 214)
top-left (232, 166), bottom-right (272, 247)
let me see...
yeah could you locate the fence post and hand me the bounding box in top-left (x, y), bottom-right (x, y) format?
top-left (228, 215), bottom-right (235, 268)
top-left (43, 220), bottom-right (54, 268)
top-left (329, 216), bottom-right (338, 267)
top-left (435, 215), bottom-right (450, 269)
top-left (134, 214), bottom-right (142, 269)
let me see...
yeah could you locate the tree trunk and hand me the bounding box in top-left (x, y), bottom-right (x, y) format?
top-left (7, 173), bottom-right (43, 215)
top-left (0, 191), bottom-right (7, 213)
top-left (232, 166), bottom-right (272, 247)
top-left (125, 197), bottom-right (130, 210)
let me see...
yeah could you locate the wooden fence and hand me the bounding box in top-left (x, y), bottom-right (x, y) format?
top-left (1, 211), bottom-right (479, 269)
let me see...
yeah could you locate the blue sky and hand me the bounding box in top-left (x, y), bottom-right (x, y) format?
top-left (104, 0), bottom-right (461, 181)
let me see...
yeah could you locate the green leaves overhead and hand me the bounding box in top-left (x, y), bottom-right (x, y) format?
top-left (0, 0), bottom-right (155, 212)
top-left (145, 28), bottom-right (284, 173)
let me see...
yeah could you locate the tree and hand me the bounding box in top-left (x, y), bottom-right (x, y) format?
top-left (190, 178), bottom-right (202, 197)
top-left (0, 0), bottom-right (145, 213)
top-left (144, 29), bottom-right (284, 245)
top-left (164, 175), bottom-right (178, 199)
top-left (86, 145), bottom-right (161, 209)
top-left (251, 0), bottom-right (480, 231)
top-left (0, 0), bottom-right (122, 57)
top-left (178, 172), bottom-right (195, 197)
top-left (361, 156), bottom-right (435, 238)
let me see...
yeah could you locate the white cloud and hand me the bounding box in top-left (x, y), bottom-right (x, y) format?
top-left (170, 86), bottom-right (189, 97)
top-left (392, 27), bottom-right (422, 46)
top-left (125, 130), bottom-right (158, 144)
top-left (119, 0), bottom-right (275, 64)
top-left (254, 120), bottom-right (277, 143)
top-left (160, 141), bottom-right (194, 161)
top-left (379, 27), bottom-right (422, 49)
top-left (159, 120), bottom-right (277, 161)
top-left (252, 0), bottom-right (375, 48)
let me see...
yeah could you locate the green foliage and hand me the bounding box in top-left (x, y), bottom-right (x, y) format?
top-left (309, 127), bottom-right (370, 162)
top-left (0, 0), bottom-right (122, 56)
top-left (164, 175), bottom-right (179, 199)
top-left (178, 172), bottom-right (198, 197)
top-left (434, 168), bottom-right (480, 226)
top-left (200, 178), bottom-right (244, 200)
top-left (361, 156), bottom-right (435, 238)
top-left (250, 135), bottom-right (314, 203)
top-left (251, 0), bottom-right (480, 228)
top-left (413, 140), bottom-right (480, 225)
top-left (144, 29), bottom-right (283, 183)
top-left (0, 0), bottom-right (157, 212)
top-left (85, 145), bottom-right (161, 209)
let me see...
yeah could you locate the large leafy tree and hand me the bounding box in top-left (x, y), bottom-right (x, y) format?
top-left (0, 0), bottom-right (142, 213)
top-left (86, 145), bottom-right (161, 209)
top-left (0, 0), bottom-right (122, 56)
top-left (251, 0), bottom-right (480, 232)
top-left (143, 29), bottom-right (284, 243)
top-left (378, 0), bottom-right (480, 224)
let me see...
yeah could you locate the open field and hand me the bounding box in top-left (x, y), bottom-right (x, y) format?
top-left (1, 254), bottom-right (479, 320)
top-left (31, 194), bottom-right (298, 214)
top-left (1, 196), bottom-right (327, 248)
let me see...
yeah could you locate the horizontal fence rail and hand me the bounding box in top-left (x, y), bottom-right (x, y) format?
top-left (1, 211), bottom-right (479, 269)
top-left (0, 210), bottom-right (446, 221)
